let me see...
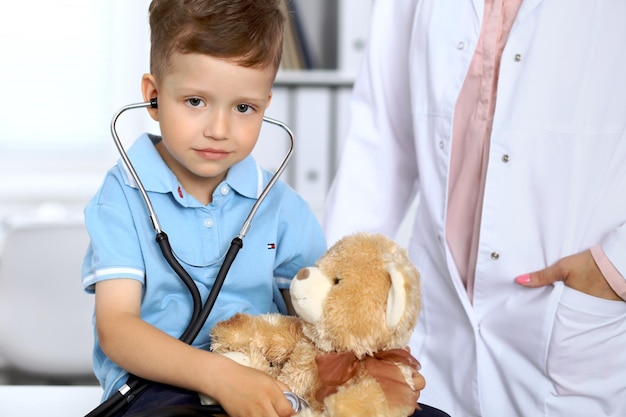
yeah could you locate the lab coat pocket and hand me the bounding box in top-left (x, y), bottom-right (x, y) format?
top-left (545, 286), bottom-right (626, 416)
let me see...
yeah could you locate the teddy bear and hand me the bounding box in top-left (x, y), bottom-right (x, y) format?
top-left (207, 232), bottom-right (423, 417)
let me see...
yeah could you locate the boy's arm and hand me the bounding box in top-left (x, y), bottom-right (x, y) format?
top-left (95, 278), bottom-right (296, 417)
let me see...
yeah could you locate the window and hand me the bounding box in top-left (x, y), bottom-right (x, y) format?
top-left (0, 0), bottom-right (156, 198)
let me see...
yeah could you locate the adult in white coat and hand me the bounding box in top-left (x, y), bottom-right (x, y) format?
top-left (324, 1), bottom-right (626, 416)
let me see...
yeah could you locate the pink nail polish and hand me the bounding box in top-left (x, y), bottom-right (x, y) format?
top-left (515, 274), bottom-right (531, 284)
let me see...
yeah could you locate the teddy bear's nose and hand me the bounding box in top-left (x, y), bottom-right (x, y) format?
top-left (296, 268), bottom-right (310, 280)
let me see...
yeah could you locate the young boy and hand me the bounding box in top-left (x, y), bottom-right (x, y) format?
top-left (81, 1), bottom-right (326, 416)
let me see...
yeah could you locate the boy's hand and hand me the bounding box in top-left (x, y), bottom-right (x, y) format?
top-left (208, 359), bottom-right (295, 417)
top-left (515, 250), bottom-right (622, 301)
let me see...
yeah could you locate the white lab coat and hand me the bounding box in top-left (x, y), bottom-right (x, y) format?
top-left (324, 1), bottom-right (626, 416)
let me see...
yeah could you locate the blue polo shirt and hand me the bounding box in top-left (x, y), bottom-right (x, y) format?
top-left (82, 133), bottom-right (326, 399)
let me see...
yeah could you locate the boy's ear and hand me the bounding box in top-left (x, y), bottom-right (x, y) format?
top-left (141, 73), bottom-right (159, 121)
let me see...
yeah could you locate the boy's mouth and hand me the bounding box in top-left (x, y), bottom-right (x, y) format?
top-left (195, 148), bottom-right (230, 161)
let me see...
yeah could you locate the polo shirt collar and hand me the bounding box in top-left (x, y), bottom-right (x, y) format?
top-left (118, 133), bottom-right (261, 200)
top-left (224, 153), bottom-right (262, 200)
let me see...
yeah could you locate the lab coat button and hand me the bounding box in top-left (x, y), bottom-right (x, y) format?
top-left (457, 42), bottom-right (465, 50)
top-left (439, 141), bottom-right (444, 150)
top-left (203, 218), bottom-right (214, 228)
top-left (220, 185), bottom-right (229, 195)
top-left (490, 252), bottom-right (500, 260)
top-left (514, 53), bottom-right (522, 62)
top-left (502, 154), bottom-right (510, 163)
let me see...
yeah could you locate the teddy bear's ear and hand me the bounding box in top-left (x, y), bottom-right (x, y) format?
top-left (385, 263), bottom-right (408, 329)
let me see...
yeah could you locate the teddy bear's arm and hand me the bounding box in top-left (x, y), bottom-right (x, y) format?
top-left (210, 312), bottom-right (304, 365)
top-left (277, 340), bottom-right (323, 411)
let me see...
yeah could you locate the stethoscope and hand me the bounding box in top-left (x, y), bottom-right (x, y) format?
top-left (86, 98), bottom-right (301, 417)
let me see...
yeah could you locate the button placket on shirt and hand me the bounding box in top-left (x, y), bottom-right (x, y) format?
top-left (202, 185), bottom-right (230, 230)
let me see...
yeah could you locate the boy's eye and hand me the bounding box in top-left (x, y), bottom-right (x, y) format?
top-left (186, 98), bottom-right (204, 107)
top-left (236, 103), bottom-right (252, 113)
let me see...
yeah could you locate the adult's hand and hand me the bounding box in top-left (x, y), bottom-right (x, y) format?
top-left (514, 250), bottom-right (622, 301)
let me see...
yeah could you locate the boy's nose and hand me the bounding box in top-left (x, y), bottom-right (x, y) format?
top-left (204, 110), bottom-right (229, 140)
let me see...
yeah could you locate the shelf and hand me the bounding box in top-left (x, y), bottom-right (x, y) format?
top-left (275, 70), bottom-right (355, 87)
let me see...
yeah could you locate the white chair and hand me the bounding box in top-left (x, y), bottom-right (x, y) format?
top-left (0, 219), bottom-right (97, 384)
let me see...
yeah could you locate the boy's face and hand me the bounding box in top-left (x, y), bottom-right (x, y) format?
top-left (141, 52), bottom-right (275, 204)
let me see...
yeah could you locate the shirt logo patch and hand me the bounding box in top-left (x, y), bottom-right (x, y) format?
top-left (267, 243), bottom-right (276, 250)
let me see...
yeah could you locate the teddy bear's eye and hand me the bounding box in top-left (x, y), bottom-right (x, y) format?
top-left (333, 277), bottom-right (342, 285)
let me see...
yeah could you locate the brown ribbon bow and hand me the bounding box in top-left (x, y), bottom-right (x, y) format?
top-left (314, 348), bottom-right (421, 410)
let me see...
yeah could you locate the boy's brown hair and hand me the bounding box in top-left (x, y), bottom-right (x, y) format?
top-left (148, 0), bottom-right (287, 78)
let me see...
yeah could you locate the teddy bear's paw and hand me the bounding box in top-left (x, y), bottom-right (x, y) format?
top-left (221, 351), bottom-right (251, 367)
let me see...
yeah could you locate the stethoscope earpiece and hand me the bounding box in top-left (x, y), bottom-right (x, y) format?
top-left (150, 97), bottom-right (158, 108)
